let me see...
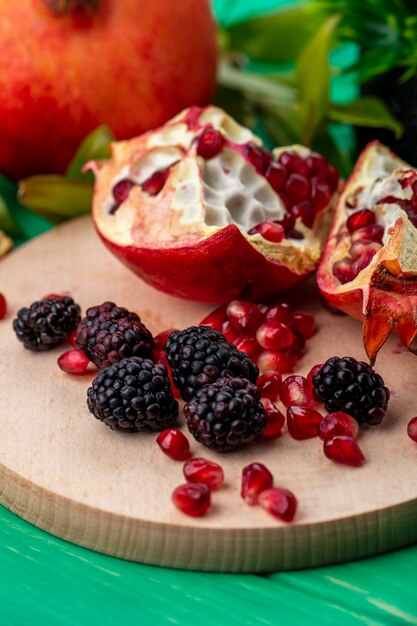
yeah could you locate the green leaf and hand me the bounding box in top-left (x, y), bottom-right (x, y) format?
top-left (66, 125), bottom-right (114, 181)
top-left (223, 5), bottom-right (324, 63)
top-left (296, 15), bottom-right (340, 145)
top-left (18, 176), bottom-right (93, 224)
top-left (329, 96), bottom-right (404, 137)
top-left (0, 176), bottom-right (24, 237)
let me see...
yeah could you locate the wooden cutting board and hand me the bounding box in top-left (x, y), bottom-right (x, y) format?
top-left (0, 216), bottom-right (416, 572)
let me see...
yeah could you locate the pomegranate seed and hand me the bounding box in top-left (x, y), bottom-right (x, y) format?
top-left (319, 412), bottom-right (359, 441)
top-left (183, 458), bottom-right (224, 490)
top-left (324, 436), bottom-right (365, 467)
top-left (241, 462), bottom-right (273, 505)
top-left (113, 179), bottom-right (134, 204)
top-left (279, 151), bottom-right (308, 176)
top-left (280, 375), bottom-right (315, 407)
top-left (249, 221), bottom-right (284, 243)
top-left (351, 248), bottom-right (378, 275)
top-left (307, 363), bottom-right (323, 385)
top-left (42, 293), bottom-right (64, 300)
top-left (407, 417), bottom-right (417, 442)
top-left (326, 165), bottom-right (340, 191)
top-left (141, 169), bottom-right (169, 196)
top-left (0, 293), bottom-right (7, 319)
top-left (257, 371), bottom-right (282, 400)
top-left (286, 228), bottom-right (304, 240)
top-left (347, 209), bottom-right (375, 233)
top-left (310, 177), bottom-right (331, 211)
top-left (256, 321), bottom-right (294, 350)
top-left (264, 302), bottom-right (292, 324)
top-left (266, 162), bottom-right (287, 191)
top-left (226, 300), bottom-right (262, 335)
top-left (291, 200), bottom-right (315, 227)
top-left (244, 143), bottom-right (272, 173)
top-left (290, 311), bottom-right (317, 339)
top-left (57, 349), bottom-right (90, 375)
top-left (233, 336), bottom-right (259, 359)
top-left (196, 126), bottom-right (224, 159)
top-left (351, 224), bottom-right (384, 243)
top-left (259, 487), bottom-right (297, 523)
top-left (172, 483), bottom-right (211, 517)
top-left (277, 212), bottom-right (295, 230)
top-left (221, 319), bottom-right (239, 342)
top-left (306, 153), bottom-right (327, 174)
top-left (350, 239), bottom-right (382, 260)
top-left (261, 399), bottom-right (285, 438)
top-left (332, 258), bottom-right (356, 284)
top-left (69, 330), bottom-right (77, 348)
top-left (287, 406), bottom-right (322, 439)
top-left (200, 305), bottom-right (227, 331)
top-left (291, 333), bottom-right (306, 357)
top-left (257, 349), bottom-right (297, 374)
top-left (156, 429), bottom-right (191, 461)
top-left (285, 174), bottom-right (310, 204)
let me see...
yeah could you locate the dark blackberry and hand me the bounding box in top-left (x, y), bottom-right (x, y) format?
top-left (13, 296), bottom-right (81, 351)
top-left (184, 377), bottom-right (266, 452)
top-left (312, 356), bottom-right (390, 425)
top-left (76, 301), bottom-right (154, 368)
top-left (87, 357), bottom-right (179, 432)
top-left (165, 326), bottom-right (259, 401)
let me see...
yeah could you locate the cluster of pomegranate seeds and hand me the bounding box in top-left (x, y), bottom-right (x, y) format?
top-left (196, 126), bottom-right (225, 159)
top-left (407, 417), bottom-right (417, 443)
top-left (156, 429), bottom-right (191, 461)
top-left (241, 462), bottom-right (297, 522)
top-left (57, 349), bottom-right (90, 375)
top-left (183, 458), bottom-right (224, 489)
top-left (261, 399), bottom-right (285, 439)
top-left (172, 483), bottom-right (211, 517)
top-left (0, 292), bottom-right (7, 320)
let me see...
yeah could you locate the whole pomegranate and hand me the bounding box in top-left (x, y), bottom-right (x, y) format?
top-left (0, 0), bottom-right (217, 179)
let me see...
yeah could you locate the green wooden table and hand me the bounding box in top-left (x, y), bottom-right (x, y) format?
top-left (2, 1), bottom-right (417, 623)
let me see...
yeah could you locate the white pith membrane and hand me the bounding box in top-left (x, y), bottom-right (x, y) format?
top-left (91, 106), bottom-right (337, 273)
top-left (325, 142), bottom-right (417, 299)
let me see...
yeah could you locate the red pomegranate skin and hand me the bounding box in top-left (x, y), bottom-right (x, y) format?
top-left (0, 0), bottom-right (218, 179)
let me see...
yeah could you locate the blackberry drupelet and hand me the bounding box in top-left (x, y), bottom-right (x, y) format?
top-left (184, 377), bottom-right (266, 452)
top-left (312, 356), bottom-right (390, 425)
top-left (165, 326), bottom-right (259, 401)
top-left (87, 357), bottom-right (179, 432)
top-left (13, 295), bottom-right (81, 351)
top-left (76, 301), bottom-right (154, 368)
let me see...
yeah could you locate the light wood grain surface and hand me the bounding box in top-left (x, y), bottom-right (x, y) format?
top-left (0, 216), bottom-right (416, 571)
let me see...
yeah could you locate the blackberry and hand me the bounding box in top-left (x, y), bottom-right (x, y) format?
top-left (76, 301), bottom-right (154, 368)
top-left (165, 326), bottom-right (259, 401)
top-left (13, 296), bottom-right (81, 351)
top-left (312, 356), bottom-right (390, 425)
top-left (87, 357), bottom-right (179, 432)
top-left (184, 377), bottom-right (266, 452)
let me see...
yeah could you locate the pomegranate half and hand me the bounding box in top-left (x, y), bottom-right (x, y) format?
top-left (318, 141), bottom-right (417, 363)
top-left (90, 106), bottom-right (340, 303)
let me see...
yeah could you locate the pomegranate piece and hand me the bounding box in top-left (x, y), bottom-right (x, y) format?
top-left (248, 221), bottom-right (284, 243)
top-left (156, 429), bottom-right (191, 461)
top-left (256, 321), bottom-right (294, 350)
top-left (241, 462), bottom-right (273, 505)
top-left (323, 436), bottom-right (365, 467)
top-left (257, 371), bottom-right (282, 400)
top-left (226, 300), bottom-right (261, 334)
top-left (287, 406), bottom-right (322, 440)
top-left (279, 375), bottom-right (315, 407)
top-left (172, 483), bottom-right (211, 517)
top-left (261, 399), bottom-right (285, 438)
top-left (57, 349), bottom-right (90, 375)
top-left (196, 126), bottom-right (224, 159)
top-left (347, 209), bottom-right (375, 233)
top-left (259, 487), bottom-right (298, 523)
top-left (0, 293), bottom-right (7, 320)
top-left (290, 311), bottom-right (317, 339)
top-left (257, 349), bottom-right (297, 374)
top-left (319, 411), bottom-right (359, 441)
top-left (183, 457), bottom-right (224, 489)
top-left (407, 417), bottom-right (417, 443)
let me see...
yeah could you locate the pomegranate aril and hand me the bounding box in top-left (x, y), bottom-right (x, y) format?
top-left (57, 349), bottom-right (90, 375)
top-left (226, 300), bottom-right (262, 334)
top-left (351, 223), bottom-right (384, 243)
top-left (156, 429), bottom-right (191, 461)
top-left (291, 333), bottom-right (306, 357)
top-left (172, 483), bottom-right (211, 517)
top-left (0, 293), bottom-right (7, 320)
top-left (241, 462), bottom-right (273, 505)
top-left (200, 305), bottom-right (227, 331)
top-left (291, 200), bottom-right (315, 227)
top-left (244, 143), bottom-right (271, 174)
top-left (287, 405), bottom-right (322, 439)
top-left (350, 239), bottom-right (382, 260)
top-left (257, 349), bottom-right (297, 374)
top-left (311, 177), bottom-right (331, 212)
top-left (286, 228), bottom-right (304, 240)
top-left (332, 258), bottom-right (356, 284)
top-left (69, 330), bottom-right (77, 348)
top-left (277, 191), bottom-right (291, 210)
top-left (183, 458), bottom-right (224, 490)
top-left (153, 329), bottom-right (176, 352)
top-left (324, 436), bottom-right (365, 467)
top-left (280, 375), bottom-right (315, 407)
top-left (326, 165), bottom-right (340, 191)
top-left (307, 363), bottom-right (323, 385)
top-left (196, 126), bottom-right (224, 159)
top-left (319, 411), bottom-right (359, 441)
top-left (407, 416), bottom-right (417, 442)
top-left (249, 221), bottom-right (284, 243)
top-left (233, 336), bottom-right (259, 359)
top-left (141, 169), bottom-right (169, 196)
top-left (266, 162), bottom-right (287, 191)
top-left (306, 153), bottom-right (327, 174)
top-left (264, 302), bottom-right (292, 324)
top-left (276, 212), bottom-right (295, 230)
top-left (221, 319), bottom-right (239, 342)
top-left (285, 173), bottom-right (310, 204)
top-left (290, 311), bottom-right (316, 340)
top-left (256, 321), bottom-right (294, 350)
top-left (351, 247), bottom-right (378, 274)
top-left (257, 371), bottom-right (282, 400)
top-left (261, 399), bottom-right (285, 438)
top-left (279, 151), bottom-right (308, 176)
top-left (259, 487), bottom-right (297, 523)
top-left (347, 209), bottom-right (375, 233)
top-left (112, 179), bottom-right (134, 204)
